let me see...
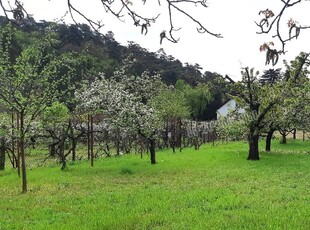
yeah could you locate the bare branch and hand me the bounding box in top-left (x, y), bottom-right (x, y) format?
top-left (67, 0), bottom-right (104, 32)
top-left (169, 1), bottom-right (222, 38)
top-left (0, 0), bottom-right (31, 25)
top-left (2, 0), bottom-right (221, 44)
top-left (255, 0), bottom-right (310, 54)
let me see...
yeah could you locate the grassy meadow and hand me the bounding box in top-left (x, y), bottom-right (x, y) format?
top-left (0, 139), bottom-right (309, 229)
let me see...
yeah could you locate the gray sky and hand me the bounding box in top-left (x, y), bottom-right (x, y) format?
top-left (19, 0), bottom-right (310, 80)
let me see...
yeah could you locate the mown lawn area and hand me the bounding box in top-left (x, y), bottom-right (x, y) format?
top-left (0, 139), bottom-right (309, 229)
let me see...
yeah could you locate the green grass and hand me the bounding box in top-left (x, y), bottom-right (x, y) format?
top-left (0, 139), bottom-right (309, 229)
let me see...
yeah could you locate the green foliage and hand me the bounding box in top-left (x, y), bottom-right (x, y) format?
top-left (259, 68), bottom-right (282, 85)
top-left (175, 79), bottom-right (191, 92)
top-left (151, 89), bottom-right (190, 120)
top-left (228, 67), bottom-right (285, 159)
top-left (284, 52), bottom-right (310, 81)
top-left (0, 24), bottom-right (79, 192)
top-left (258, 53), bottom-right (310, 142)
top-left (185, 83), bottom-right (213, 120)
top-left (279, 53), bottom-right (310, 132)
top-left (42, 102), bottom-right (69, 125)
top-left (0, 113), bottom-right (10, 138)
top-left (175, 80), bottom-right (213, 120)
top-left (216, 115), bottom-right (248, 141)
top-left (0, 25), bottom-right (61, 121)
top-left (204, 75), bottom-right (229, 120)
top-left (0, 140), bottom-right (309, 229)
top-left (0, 23), bottom-right (13, 66)
top-left (0, 17), bottom-right (229, 120)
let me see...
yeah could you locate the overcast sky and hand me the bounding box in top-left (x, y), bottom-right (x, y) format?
top-left (18, 0), bottom-right (310, 80)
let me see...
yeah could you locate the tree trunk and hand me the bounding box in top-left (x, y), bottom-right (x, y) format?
top-left (280, 133), bottom-right (287, 144)
top-left (59, 142), bottom-right (66, 170)
top-left (87, 114), bottom-right (91, 160)
top-left (0, 138), bottom-right (5, 170)
top-left (115, 128), bottom-right (121, 156)
top-left (71, 140), bottom-right (77, 161)
top-left (247, 127), bottom-right (260, 160)
top-left (11, 113), bottom-right (15, 168)
top-left (69, 121), bottom-right (76, 161)
top-left (49, 142), bottom-right (57, 157)
top-left (171, 119), bottom-right (176, 153)
top-left (20, 138), bottom-right (27, 193)
top-left (292, 129), bottom-right (296, 139)
top-left (265, 129), bottom-right (275, 152)
top-left (90, 115), bottom-right (94, 167)
top-left (148, 138), bottom-right (156, 164)
top-left (20, 112), bottom-right (27, 193)
top-left (16, 113), bottom-right (21, 177)
top-left (171, 144), bottom-right (175, 153)
top-left (176, 118), bottom-right (182, 148)
top-left (164, 120), bottom-right (169, 148)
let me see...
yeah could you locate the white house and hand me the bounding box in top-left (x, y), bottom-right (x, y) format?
top-left (216, 99), bottom-right (245, 119)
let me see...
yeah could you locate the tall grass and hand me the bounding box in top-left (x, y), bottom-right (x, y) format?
top-left (0, 139), bottom-right (309, 229)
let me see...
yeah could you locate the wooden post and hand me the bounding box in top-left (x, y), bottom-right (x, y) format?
top-left (87, 114), bottom-right (90, 160)
top-left (69, 119), bottom-right (76, 161)
top-left (302, 130), bottom-right (305, 141)
top-left (16, 113), bottom-right (21, 177)
top-left (11, 112), bottom-right (15, 168)
top-left (20, 112), bottom-right (27, 193)
top-left (90, 115), bottom-right (94, 167)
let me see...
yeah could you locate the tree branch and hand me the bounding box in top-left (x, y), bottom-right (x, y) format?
top-left (256, 0), bottom-right (310, 54)
top-left (2, 0), bottom-right (222, 44)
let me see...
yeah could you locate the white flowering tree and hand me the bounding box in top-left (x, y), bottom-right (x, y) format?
top-left (76, 65), bottom-right (167, 164)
